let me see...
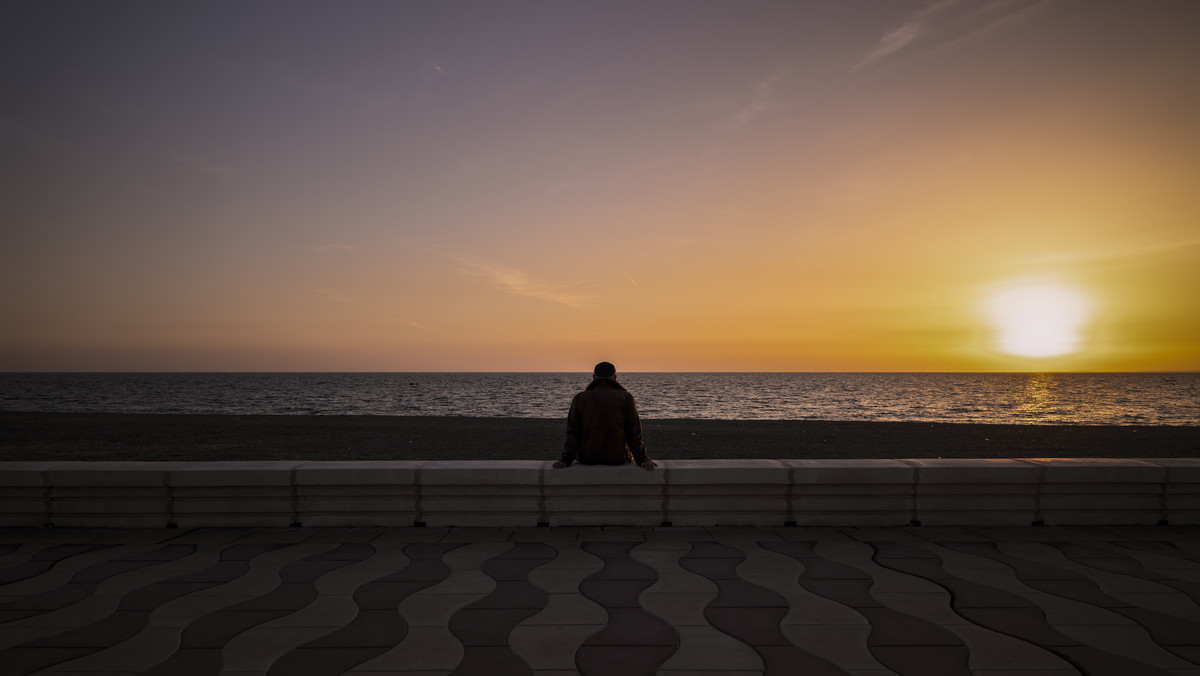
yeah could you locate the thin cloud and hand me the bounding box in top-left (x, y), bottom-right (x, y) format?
top-left (423, 58), bottom-right (448, 77)
top-left (852, 0), bottom-right (1047, 75)
top-left (447, 254), bottom-right (588, 307)
top-left (938, 0), bottom-right (1050, 52)
top-left (1021, 238), bottom-right (1200, 266)
top-left (727, 67), bottom-right (791, 129)
top-left (852, 0), bottom-right (957, 74)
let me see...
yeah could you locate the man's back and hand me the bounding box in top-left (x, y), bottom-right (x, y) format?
top-left (557, 364), bottom-right (653, 469)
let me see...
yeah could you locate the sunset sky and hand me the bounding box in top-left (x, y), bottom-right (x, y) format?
top-left (2, 1), bottom-right (1197, 372)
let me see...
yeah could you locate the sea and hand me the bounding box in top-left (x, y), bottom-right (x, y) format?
top-left (1, 372), bottom-right (1198, 426)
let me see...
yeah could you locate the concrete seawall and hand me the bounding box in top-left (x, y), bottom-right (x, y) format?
top-left (2, 458), bottom-right (1197, 528)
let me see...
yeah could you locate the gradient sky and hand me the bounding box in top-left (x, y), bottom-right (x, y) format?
top-left (2, 1), bottom-right (1198, 372)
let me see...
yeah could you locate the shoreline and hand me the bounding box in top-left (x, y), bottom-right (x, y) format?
top-left (2, 412), bottom-right (1197, 462)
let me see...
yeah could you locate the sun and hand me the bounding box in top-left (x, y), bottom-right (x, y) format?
top-left (985, 280), bottom-right (1093, 358)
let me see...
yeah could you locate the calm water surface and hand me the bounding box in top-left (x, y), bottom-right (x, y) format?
top-left (2, 372), bottom-right (1197, 425)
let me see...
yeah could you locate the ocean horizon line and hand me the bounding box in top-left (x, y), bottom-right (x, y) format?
top-left (4, 369), bottom-right (1197, 375)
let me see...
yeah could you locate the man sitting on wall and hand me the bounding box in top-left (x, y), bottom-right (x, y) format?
top-left (553, 361), bottom-right (658, 471)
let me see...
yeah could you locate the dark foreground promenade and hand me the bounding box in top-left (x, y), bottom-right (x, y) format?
top-left (2, 412), bottom-right (1197, 461)
top-left (2, 524), bottom-right (1199, 675)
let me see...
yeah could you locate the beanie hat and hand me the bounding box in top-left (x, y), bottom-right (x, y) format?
top-left (593, 361), bottom-right (616, 378)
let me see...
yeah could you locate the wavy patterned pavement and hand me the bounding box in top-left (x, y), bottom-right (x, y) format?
top-left (1, 525), bottom-right (1199, 675)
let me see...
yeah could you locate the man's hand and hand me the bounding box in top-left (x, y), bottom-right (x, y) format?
top-left (552, 461), bottom-right (567, 469)
top-left (639, 459), bottom-right (658, 471)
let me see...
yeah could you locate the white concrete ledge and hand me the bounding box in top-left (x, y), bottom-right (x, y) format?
top-left (0, 459), bottom-right (1195, 528)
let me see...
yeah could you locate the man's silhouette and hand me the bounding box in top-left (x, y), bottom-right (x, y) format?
top-left (554, 361), bottom-right (657, 470)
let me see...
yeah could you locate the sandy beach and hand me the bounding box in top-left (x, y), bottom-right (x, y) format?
top-left (1, 412), bottom-right (1196, 462)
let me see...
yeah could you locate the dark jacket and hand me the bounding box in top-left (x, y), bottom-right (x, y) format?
top-left (560, 378), bottom-right (648, 466)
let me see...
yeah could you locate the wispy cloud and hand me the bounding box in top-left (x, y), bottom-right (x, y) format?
top-left (938, 0), bottom-right (1050, 52)
top-left (727, 67), bottom-right (791, 129)
top-left (423, 58), bottom-right (448, 77)
top-left (1020, 238), bottom-right (1200, 266)
top-left (852, 0), bottom-right (1047, 75)
top-left (447, 254), bottom-right (588, 307)
top-left (852, 0), bottom-right (957, 74)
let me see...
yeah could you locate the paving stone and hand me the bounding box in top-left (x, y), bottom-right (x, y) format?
top-left (0, 544), bottom-right (127, 594)
top-left (858, 606), bottom-right (964, 646)
top-left (575, 644), bottom-right (678, 676)
top-left (164, 528), bottom-right (252, 544)
top-left (580, 579), bottom-right (654, 607)
top-left (631, 566), bottom-right (713, 594)
top-left (705, 606), bottom-right (791, 645)
top-left (414, 567), bottom-right (495, 595)
top-left (5, 524), bottom-right (1200, 675)
top-left (579, 527), bottom-right (649, 543)
top-left (221, 625), bottom-right (342, 672)
top-left (265, 646), bottom-right (385, 676)
top-left (583, 606), bottom-right (678, 646)
top-left (969, 672), bottom-right (1084, 676)
top-left (801, 579), bottom-right (880, 608)
top-left (949, 625), bottom-right (1077, 672)
top-left (1, 646), bottom-right (94, 674)
top-left (45, 626), bottom-right (183, 673)
top-left (438, 527), bottom-right (516, 543)
top-left (869, 645), bottom-right (972, 675)
top-left (442, 542), bottom-right (512, 570)
top-left (871, 592), bottom-right (973, 625)
top-left (959, 606), bottom-right (1084, 647)
top-left (583, 557), bottom-right (660, 580)
top-left (25, 609), bottom-right (148, 648)
top-left (451, 645), bottom-right (533, 675)
top-left (0, 543), bottom-right (51, 570)
top-left (640, 592), bottom-right (713, 627)
top-left (780, 623), bottom-right (888, 671)
top-left (400, 592), bottom-right (486, 625)
top-left (1115, 592), bottom-right (1200, 621)
top-left (738, 543), bottom-right (806, 592)
top-left (399, 580), bottom-right (488, 626)
top-left (710, 579), bottom-right (789, 608)
top-left (755, 643), bottom-right (860, 675)
top-left (1051, 624), bottom-right (1196, 670)
top-left (528, 563), bottom-right (602, 595)
top-left (508, 527), bottom-right (583, 544)
top-left (450, 607), bottom-right (542, 645)
top-left (780, 591), bottom-right (871, 626)
top-left (677, 556), bottom-right (740, 580)
top-left (465, 578), bottom-right (547, 609)
top-left (657, 624), bottom-right (762, 671)
top-left (510, 623), bottom-right (600, 670)
top-left (235, 529), bottom-right (314, 545)
top-left (520, 592), bottom-right (608, 626)
top-left (349, 625), bottom-right (464, 671)
top-left (1053, 645), bottom-right (1182, 676)
top-left (261, 594), bottom-right (362, 628)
